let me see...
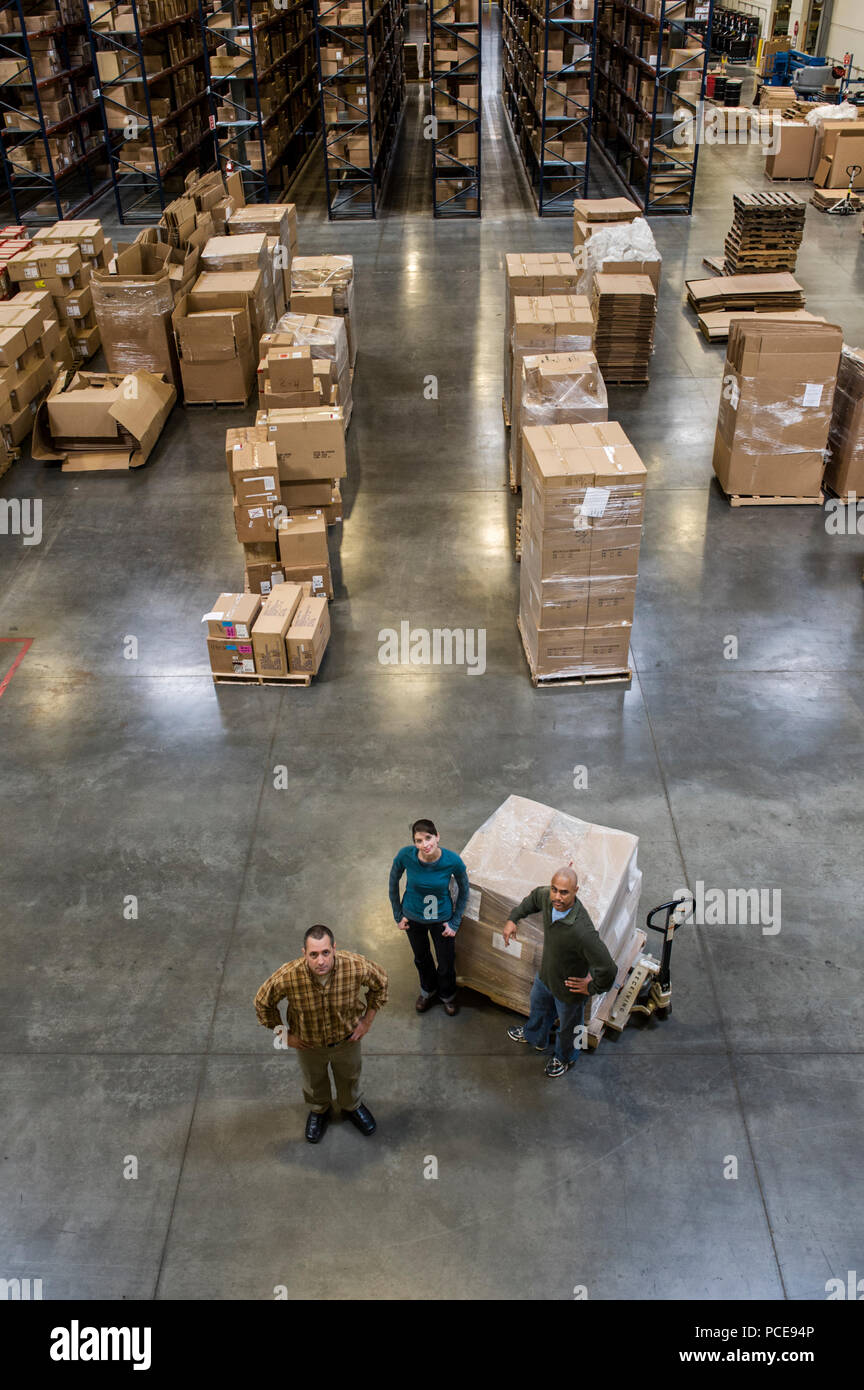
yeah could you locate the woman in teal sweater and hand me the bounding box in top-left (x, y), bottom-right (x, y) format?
top-left (389, 818), bottom-right (471, 1017)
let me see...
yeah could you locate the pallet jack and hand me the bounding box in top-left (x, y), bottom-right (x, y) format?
top-left (605, 899), bottom-right (688, 1033)
top-left (825, 164), bottom-right (863, 216)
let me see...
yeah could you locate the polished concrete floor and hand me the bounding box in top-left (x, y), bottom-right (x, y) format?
top-left (1, 15), bottom-right (863, 1302)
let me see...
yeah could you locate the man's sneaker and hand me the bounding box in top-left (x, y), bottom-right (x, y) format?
top-left (544, 1057), bottom-right (575, 1078)
top-left (508, 1026), bottom-right (547, 1051)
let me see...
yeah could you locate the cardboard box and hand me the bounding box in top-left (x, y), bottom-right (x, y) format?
top-left (765, 121), bottom-right (816, 181)
top-left (286, 595), bottom-right (330, 674)
top-left (825, 346), bottom-right (864, 500)
top-left (172, 291), bottom-right (256, 403)
top-left (207, 637), bottom-right (257, 675)
top-left (712, 318), bottom-right (843, 497)
top-left (92, 241), bottom-right (189, 387)
top-left (281, 560), bottom-right (333, 601)
top-left (250, 582), bottom-right (304, 676)
top-left (456, 795), bottom-right (642, 1016)
top-left (203, 591), bottom-right (262, 639)
top-left (31, 369), bottom-right (176, 470)
top-left (277, 512), bottom-right (328, 568)
top-left (245, 559), bottom-right (286, 595)
top-left (279, 478), bottom-right (334, 508)
top-left (511, 350), bottom-right (608, 487)
top-left (266, 346), bottom-right (314, 393)
top-left (231, 439), bottom-right (280, 504)
top-left (234, 501), bottom-right (277, 544)
top-left (264, 407), bottom-right (347, 479)
top-left (191, 268), bottom-right (270, 348)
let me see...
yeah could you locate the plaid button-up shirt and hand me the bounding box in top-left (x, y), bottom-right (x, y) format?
top-left (254, 950), bottom-right (389, 1047)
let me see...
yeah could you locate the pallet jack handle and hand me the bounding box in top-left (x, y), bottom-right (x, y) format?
top-left (645, 900), bottom-right (688, 996)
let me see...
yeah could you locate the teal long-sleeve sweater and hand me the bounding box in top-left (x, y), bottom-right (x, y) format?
top-left (389, 847), bottom-right (471, 931)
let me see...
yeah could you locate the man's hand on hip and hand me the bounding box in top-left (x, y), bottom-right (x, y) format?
top-left (349, 1015), bottom-right (372, 1042)
top-left (565, 974), bottom-right (592, 995)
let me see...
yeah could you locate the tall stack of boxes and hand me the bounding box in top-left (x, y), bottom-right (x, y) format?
top-left (518, 422), bottom-right (646, 680)
top-left (203, 582), bottom-right (330, 680)
top-left (508, 294), bottom-right (594, 485)
top-left (0, 290), bottom-right (64, 455)
top-left (712, 318), bottom-right (843, 500)
top-left (92, 233), bottom-right (199, 389)
top-left (511, 350), bottom-right (608, 487)
top-left (290, 255), bottom-right (356, 370)
top-left (7, 219), bottom-right (112, 362)
top-left (825, 347), bottom-right (864, 502)
top-left (258, 310), bottom-right (353, 425)
top-left (503, 253), bottom-right (584, 418)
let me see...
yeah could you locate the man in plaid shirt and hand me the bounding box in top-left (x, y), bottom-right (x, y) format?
top-left (255, 925), bottom-right (389, 1144)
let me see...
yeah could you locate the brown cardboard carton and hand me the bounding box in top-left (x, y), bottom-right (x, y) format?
top-left (250, 582), bottom-right (304, 676)
top-left (825, 346), bottom-right (864, 499)
top-left (31, 368), bottom-right (176, 469)
top-left (582, 622), bottom-right (632, 670)
top-left (286, 595), bottom-right (330, 674)
top-left (207, 637), bottom-right (257, 675)
top-left (203, 591), bottom-right (261, 639)
top-left (712, 318), bottom-right (843, 496)
top-left (245, 559), bottom-right (286, 595)
top-left (172, 291), bottom-right (256, 402)
top-left (231, 440), bottom-right (280, 504)
top-left (281, 559), bottom-right (333, 600)
top-left (765, 121), bottom-right (816, 180)
top-left (264, 407), bottom-right (347, 479)
top-left (234, 501), bottom-right (277, 544)
top-left (266, 347), bottom-right (314, 393)
top-left (277, 513), bottom-right (328, 567)
top-left (280, 478), bottom-right (335, 508)
top-left (587, 576), bottom-right (637, 626)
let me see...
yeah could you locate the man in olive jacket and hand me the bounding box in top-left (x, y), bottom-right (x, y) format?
top-left (503, 866), bottom-right (617, 1077)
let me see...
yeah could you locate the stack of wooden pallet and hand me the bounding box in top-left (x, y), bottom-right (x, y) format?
top-left (591, 273), bottom-right (656, 384)
top-left (810, 186), bottom-right (864, 213)
top-left (723, 191), bottom-right (807, 274)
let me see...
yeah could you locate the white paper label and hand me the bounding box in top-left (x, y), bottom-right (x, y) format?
top-left (56, 261), bottom-right (69, 275)
top-left (581, 486), bottom-right (610, 517)
top-left (466, 887), bottom-right (482, 919)
top-left (240, 659), bottom-right (255, 673)
top-left (272, 572), bottom-right (285, 585)
top-left (82, 241), bottom-right (94, 254)
top-left (802, 383), bottom-right (823, 408)
top-left (235, 624), bottom-right (249, 638)
top-left (260, 475), bottom-right (276, 490)
top-left (248, 507), bottom-right (265, 519)
top-left (24, 266), bottom-right (37, 278)
top-left (67, 305), bottom-right (80, 317)
top-left (492, 931), bottom-right (522, 959)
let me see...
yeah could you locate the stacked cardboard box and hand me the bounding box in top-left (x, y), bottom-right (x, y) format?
top-left (519, 421), bottom-right (646, 679)
top-left (227, 202), bottom-right (297, 309)
top-left (511, 349), bottom-right (608, 488)
top-left (825, 347), bottom-right (864, 501)
top-left (257, 343), bottom-right (335, 410)
top-left (712, 318), bottom-right (843, 499)
top-left (92, 236), bottom-right (198, 388)
top-left (591, 274), bottom-right (656, 384)
top-left (456, 795), bottom-right (642, 1034)
top-left (503, 254), bottom-right (583, 413)
top-left (764, 121), bottom-right (816, 181)
top-left (261, 311), bottom-right (352, 426)
top-left (290, 255), bottom-right (356, 369)
top-left (172, 283), bottom-right (258, 404)
top-left (508, 295), bottom-right (594, 442)
top-left (0, 290), bottom-right (66, 452)
top-left (203, 582), bottom-right (330, 680)
top-left (572, 197), bottom-right (640, 248)
top-left (686, 272), bottom-right (806, 317)
top-left (7, 239), bottom-right (101, 360)
top-left (0, 229), bottom-right (32, 300)
top-left (200, 234), bottom-right (279, 339)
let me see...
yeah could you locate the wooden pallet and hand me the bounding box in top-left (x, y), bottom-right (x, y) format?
top-left (602, 378), bottom-right (650, 387)
top-left (516, 617), bottom-right (632, 690)
top-left (502, 395), bottom-right (510, 429)
top-left (586, 928), bottom-right (648, 1048)
top-left (184, 397), bottom-right (253, 410)
top-left (514, 507), bottom-right (522, 561)
top-left (509, 456), bottom-right (519, 494)
top-left (212, 670), bottom-right (313, 687)
top-left (726, 490), bottom-right (825, 507)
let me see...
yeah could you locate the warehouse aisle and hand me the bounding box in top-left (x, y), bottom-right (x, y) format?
top-left (1, 13), bottom-right (863, 1304)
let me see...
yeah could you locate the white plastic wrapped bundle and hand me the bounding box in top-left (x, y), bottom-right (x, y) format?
top-left (456, 795), bottom-right (642, 1022)
top-left (271, 310), bottom-right (352, 427)
top-left (805, 101), bottom-right (860, 126)
top-left (510, 350), bottom-right (608, 487)
top-left (576, 216), bottom-right (660, 297)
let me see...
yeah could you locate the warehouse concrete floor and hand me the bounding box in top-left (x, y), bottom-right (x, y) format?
top-left (1, 15), bottom-right (863, 1301)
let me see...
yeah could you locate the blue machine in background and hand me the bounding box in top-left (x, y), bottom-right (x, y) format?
top-left (767, 49), bottom-right (834, 97)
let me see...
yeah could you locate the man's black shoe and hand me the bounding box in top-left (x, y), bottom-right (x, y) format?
top-left (305, 1108), bottom-right (331, 1143)
top-left (343, 1103), bottom-right (376, 1136)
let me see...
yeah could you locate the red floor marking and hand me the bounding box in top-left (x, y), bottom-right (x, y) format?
top-left (0, 637), bottom-right (33, 700)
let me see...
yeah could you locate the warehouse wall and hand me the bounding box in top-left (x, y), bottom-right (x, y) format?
top-left (826, 1), bottom-right (864, 63)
